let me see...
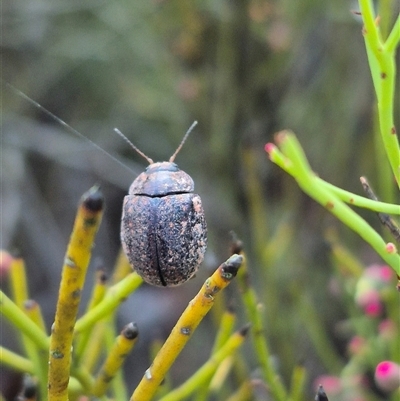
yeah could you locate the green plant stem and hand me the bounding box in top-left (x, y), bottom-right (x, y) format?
top-left (74, 269), bottom-right (108, 365)
top-left (267, 133), bottom-right (400, 276)
top-left (325, 229), bottom-right (365, 278)
top-left (72, 366), bottom-right (94, 392)
top-left (289, 364), bottom-right (307, 401)
top-left (359, 0), bottom-right (383, 50)
top-left (0, 291), bottom-right (49, 351)
top-left (80, 321), bottom-right (107, 373)
top-left (237, 256), bottom-right (288, 401)
top-left (196, 309), bottom-right (237, 401)
top-left (23, 303), bottom-right (49, 399)
top-left (131, 255), bottom-right (243, 401)
top-left (158, 326), bottom-right (249, 401)
top-left (225, 381), bottom-right (253, 401)
top-left (9, 258), bottom-right (29, 307)
top-left (318, 178), bottom-right (400, 214)
top-left (74, 272), bottom-right (142, 333)
top-left (359, 0), bottom-right (400, 186)
top-left (8, 258), bottom-right (48, 395)
top-left (292, 287), bottom-right (344, 373)
top-left (0, 346), bottom-right (34, 373)
top-left (67, 378), bottom-right (85, 401)
top-left (211, 308), bottom-right (236, 353)
top-left (385, 14), bottom-right (400, 53)
top-left (378, 0), bottom-right (395, 38)
top-left (0, 293), bottom-right (94, 398)
top-left (92, 322), bottom-right (138, 397)
top-left (48, 186), bottom-right (104, 401)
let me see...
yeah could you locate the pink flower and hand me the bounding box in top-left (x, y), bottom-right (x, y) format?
top-left (363, 299), bottom-right (383, 317)
top-left (375, 361), bottom-right (400, 392)
top-left (364, 264), bottom-right (393, 283)
top-left (355, 288), bottom-right (382, 317)
top-left (377, 265), bottom-right (393, 282)
top-left (354, 264), bottom-right (394, 316)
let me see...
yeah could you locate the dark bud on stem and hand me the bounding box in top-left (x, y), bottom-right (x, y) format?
top-left (122, 322), bottom-right (139, 340)
top-left (20, 375), bottom-right (37, 400)
top-left (315, 385), bottom-right (329, 401)
top-left (221, 254), bottom-right (243, 280)
top-left (82, 185), bottom-right (104, 212)
top-left (226, 301), bottom-right (236, 314)
top-left (98, 271), bottom-right (109, 284)
top-left (239, 323), bottom-right (251, 337)
top-left (94, 259), bottom-right (109, 284)
top-left (229, 231), bottom-right (243, 255)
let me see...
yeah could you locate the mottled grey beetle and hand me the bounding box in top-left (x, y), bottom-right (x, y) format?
top-left (7, 85), bottom-right (207, 287)
top-left (118, 123), bottom-right (207, 287)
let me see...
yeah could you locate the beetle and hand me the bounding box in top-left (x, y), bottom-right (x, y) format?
top-left (7, 84), bottom-right (207, 287)
top-left (118, 123), bottom-right (207, 287)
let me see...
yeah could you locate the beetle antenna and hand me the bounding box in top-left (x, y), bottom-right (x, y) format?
top-left (113, 128), bottom-right (154, 164)
top-left (169, 120), bottom-right (198, 162)
top-left (6, 82), bottom-right (134, 174)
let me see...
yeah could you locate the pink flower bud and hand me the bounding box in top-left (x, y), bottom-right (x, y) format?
top-left (355, 288), bottom-right (382, 317)
top-left (264, 143), bottom-right (276, 154)
top-left (385, 243), bottom-right (397, 254)
top-left (364, 299), bottom-right (383, 317)
top-left (375, 361), bottom-right (400, 392)
top-left (377, 265), bottom-right (393, 282)
top-left (364, 264), bottom-right (392, 282)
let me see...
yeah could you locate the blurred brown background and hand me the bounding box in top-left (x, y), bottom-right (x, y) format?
top-left (1, 0), bottom-right (399, 398)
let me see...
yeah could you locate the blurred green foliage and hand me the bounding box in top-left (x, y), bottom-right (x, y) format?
top-left (2, 0), bottom-right (399, 399)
